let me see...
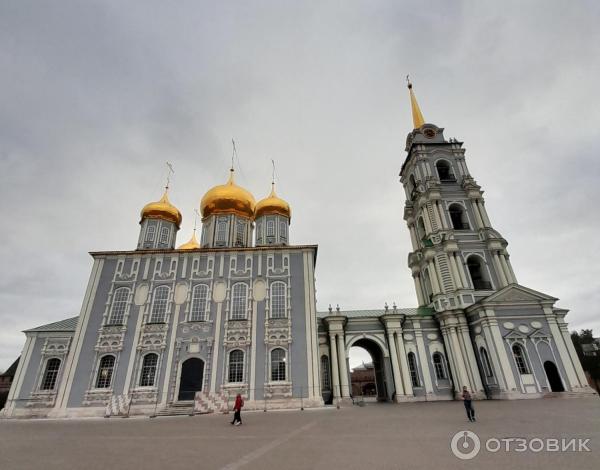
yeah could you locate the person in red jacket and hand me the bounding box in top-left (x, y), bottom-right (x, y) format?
top-left (231, 394), bottom-right (244, 426)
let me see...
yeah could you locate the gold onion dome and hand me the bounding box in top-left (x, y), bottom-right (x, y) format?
top-left (178, 231), bottom-right (200, 250)
top-left (200, 169), bottom-right (256, 219)
top-left (255, 183), bottom-right (291, 220)
top-left (140, 189), bottom-right (182, 228)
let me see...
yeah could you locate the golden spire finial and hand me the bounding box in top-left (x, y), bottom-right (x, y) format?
top-left (270, 159), bottom-right (277, 196)
top-left (406, 75), bottom-right (425, 129)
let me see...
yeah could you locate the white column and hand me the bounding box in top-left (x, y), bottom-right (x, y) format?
top-left (448, 326), bottom-right (470, 389)
top-left (436, 201), bottom-right (448, 229)
top-left (431, 201), bottom-right (442, 231)
top-left (499, 254), bottom-right (514, 284)
top-left (471, 199), bottom-right (484, 228)
top-left (414, 327), bottom-right (433, 394)
top-left (413, 275), bottom-right (426, 305)
top-left (505, 255), bottom-right (518, 284)
top-left (455, 255), bottom-right (469, 288)
top-left (559, 324), bottom-right (589, 387)
top-left (448, 253), bottom-right (463, 289)
top-left (478, 200), bottom-right (492, 227)
top-left (409, 225), bottom-right (419, 249)
top-left (544, 310), bottom-right (581, 388)
top-left (428, 261), bottom-right (441, 294)
top-left (396, 333), bottom-right (413, 396)
top-left (161, 303), bottom-right (182, 405)
top-left (387, 332), bottom-right (405, 398)
top-left (493, 252), bottom-right (508, 287)
top-left (209, 303), bottom-right (223, 394)
top-left (329, 334), bottom-right (341, 398)
top-left (337, 334), bottom-right (350, 397)
top-left (423, 208), bottom-right (433, 234)
top-left (486, 312), bottom-right (517, 391)
top-left (457, 322), bottom-right (484, 392)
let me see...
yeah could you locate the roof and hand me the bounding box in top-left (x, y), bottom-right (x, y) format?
top-left (317, 307), bottom-right (434, 319)
top-left (0, 357), bottom-right (20, 377)
top-left (25, 316), bottom-right (79, 333)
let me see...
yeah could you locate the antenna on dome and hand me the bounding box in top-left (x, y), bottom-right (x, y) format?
top-left (231, 139), bottom-right (237, 171)
top-left (193, 209), bottom-right (199, 233)
top-left (165, 161), bottom-right (174, 190)
top-left (271, 159), bottom-right (276, 185)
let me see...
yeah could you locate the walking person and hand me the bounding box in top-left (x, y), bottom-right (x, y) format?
top-left (231, 393), bottom-right (244, 426)
top-left (461, 386), bottom-right (476, 422)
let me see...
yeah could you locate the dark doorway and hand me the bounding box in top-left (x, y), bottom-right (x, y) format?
top-left (349, 339), bottom-right (390, 401)
top-left (544, 361), bottom-right (565, 392)
top-left (178, 358), bottom-right (204, 401)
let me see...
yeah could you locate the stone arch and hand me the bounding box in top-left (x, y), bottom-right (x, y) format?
top-left (346, 335), bottom-right (393, 402)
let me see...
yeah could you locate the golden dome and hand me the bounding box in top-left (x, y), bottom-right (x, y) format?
top-left (178, 231), bottom-right (200, 250)
top-left (255, 183), bottom-right (291, 220)
top-left (200, 169), bottom-right (256, 219)
top-left (140, 189), bottom-right (182, 228)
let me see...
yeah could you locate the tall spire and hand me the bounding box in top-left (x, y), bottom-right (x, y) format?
top-left (406, 75), bottom-right (425, 129)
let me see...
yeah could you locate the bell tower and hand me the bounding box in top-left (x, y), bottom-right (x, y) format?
top-left (400, 80), bottom-right (518, 313)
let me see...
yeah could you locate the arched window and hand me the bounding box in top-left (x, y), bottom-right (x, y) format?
top-left (216, 218), bottom-right (227, 244)
top-left (436, 160), bottom-right (455, 182)
top-left (96, 355), bottom-right (116, 389)
top-left (417, 217), bottom-right (426, 240)
top-left (190, 284), bottom-right (209, 322)
top-left (230, 283), bottom-right (248, 320)
top-left (512, 344), bottom-right (530, 375)
top-left (432, 352), bottom-right (447, 380)
top-left (422, 269), bottom-right (433, 302)
top-left (159, 226), bottom-right (169, 244)
top-left (321, 355), bottom-right (331, 391)
top-left (150, 286), bottom-right (169, 323)
top-left (407, 352), bottom-right (420, 387)
top-left (107, 287), bottom-right (129, 325)
top-left (145, 225), bottom-right (156, 242)
top-left (466, 255), bottom-right (491, 290)
top-left (280, 222), bottom-right (287, 241)
top-left (228, 350), bottom-right (244, 383)
top-left (480, 347), bottom-right (493, 377)
top-left (270, 282), bottom-right (287, 319)
top-left (271, 348), bottom-right (286, 382)
top-left (256, 221), bottom-right (263, 244)
top-left (448, 204), bottom-right (469, 230)
top-left (267, 220), bottom-right (275, 237)
top-left (139, 353), bottom-right (158, 387)
top-left (41, 358), bottom-right (61, 391)
top-left (235, 220), bottom-right (245, 246)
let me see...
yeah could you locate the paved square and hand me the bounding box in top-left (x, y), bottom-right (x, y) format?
top-left (1, 398), bottom-right (598, 470)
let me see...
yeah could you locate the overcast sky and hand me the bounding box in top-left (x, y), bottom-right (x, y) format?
top-left (1, 1), bottom-right (599, 371)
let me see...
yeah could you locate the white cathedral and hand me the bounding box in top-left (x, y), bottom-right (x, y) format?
top-left (2, 82), bottom-right (595, 418)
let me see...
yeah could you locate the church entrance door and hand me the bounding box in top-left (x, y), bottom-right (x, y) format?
top-left (543, 361), bottom-right (565, 392)
top-left (178, 358), bottom-right (204, 401)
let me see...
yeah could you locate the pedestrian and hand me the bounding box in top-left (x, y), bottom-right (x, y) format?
top-left (231, 393), bottom-right (244, 426)
top-left (461, 386), bottom-right (476, 422)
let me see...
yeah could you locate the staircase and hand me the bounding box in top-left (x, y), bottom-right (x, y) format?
top-left (194, 391), bottom-right (229, 414)
top-left (544, 390), bottom-right (598, 399)
top-left (154, 401), bottom-right (195, 417)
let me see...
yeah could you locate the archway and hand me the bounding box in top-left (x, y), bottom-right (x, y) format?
top-left (543, 361), bottom-right (565, 392)
top-left (348, 338), bottom-right (391, 402)
top-left (178, 358), bottom-right (204, 401)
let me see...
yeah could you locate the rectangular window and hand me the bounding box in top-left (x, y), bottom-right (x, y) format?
top-left (217, 219), bottom-right (227, 243)
top-left (266, 220), bottom-right (275, 237)
top-left (235, 221), bottom-right (245, 246)
top-left (145, 225), bottom-right (156, 242)
top-left (160, 227), bottom-right (169, 244)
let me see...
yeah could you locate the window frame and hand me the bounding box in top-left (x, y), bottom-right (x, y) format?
top-left (270, 281), bottom-right (287, 319)
top-left (190, 284), bottom-right (209, 322)
top-left (95, 355), bottom-right (116, 389)
top-left (159, 226), bottom-right (169, 244)
top-left (512, 343), bottom-right (530, 375)
top-left (40, 358), bottom-right (61, 391)
top-left (139, 353), bottom-right (159, 387)
top-left (107, 287), bottom-right (130, 326)
top-left (145, 225), bottom-right (156, 242)
top-left (230, 283), bottom-right (248, 320)
top-left (270, 348), bottom-right (287, 382)
top-left (216, 218), bottom-right (227, 244)
top-left (407, 352), bottom-right (420, 387)
top-left (149, 285), bottom-right (170, 323)
top-left (432, 352), bottom-right (447, 380)
top-left (228, 349), bottom-right (245, 383)
top-left (320, 355), bottom-right (331, 391)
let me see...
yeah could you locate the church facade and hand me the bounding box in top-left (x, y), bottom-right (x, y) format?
top-left (2, 83), bottom-right (594, 418)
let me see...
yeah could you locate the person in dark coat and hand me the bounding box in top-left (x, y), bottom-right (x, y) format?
top-left (231, 394), bottom-right (244, 426)
top-left (461, 386), bottom-right (476, 422)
